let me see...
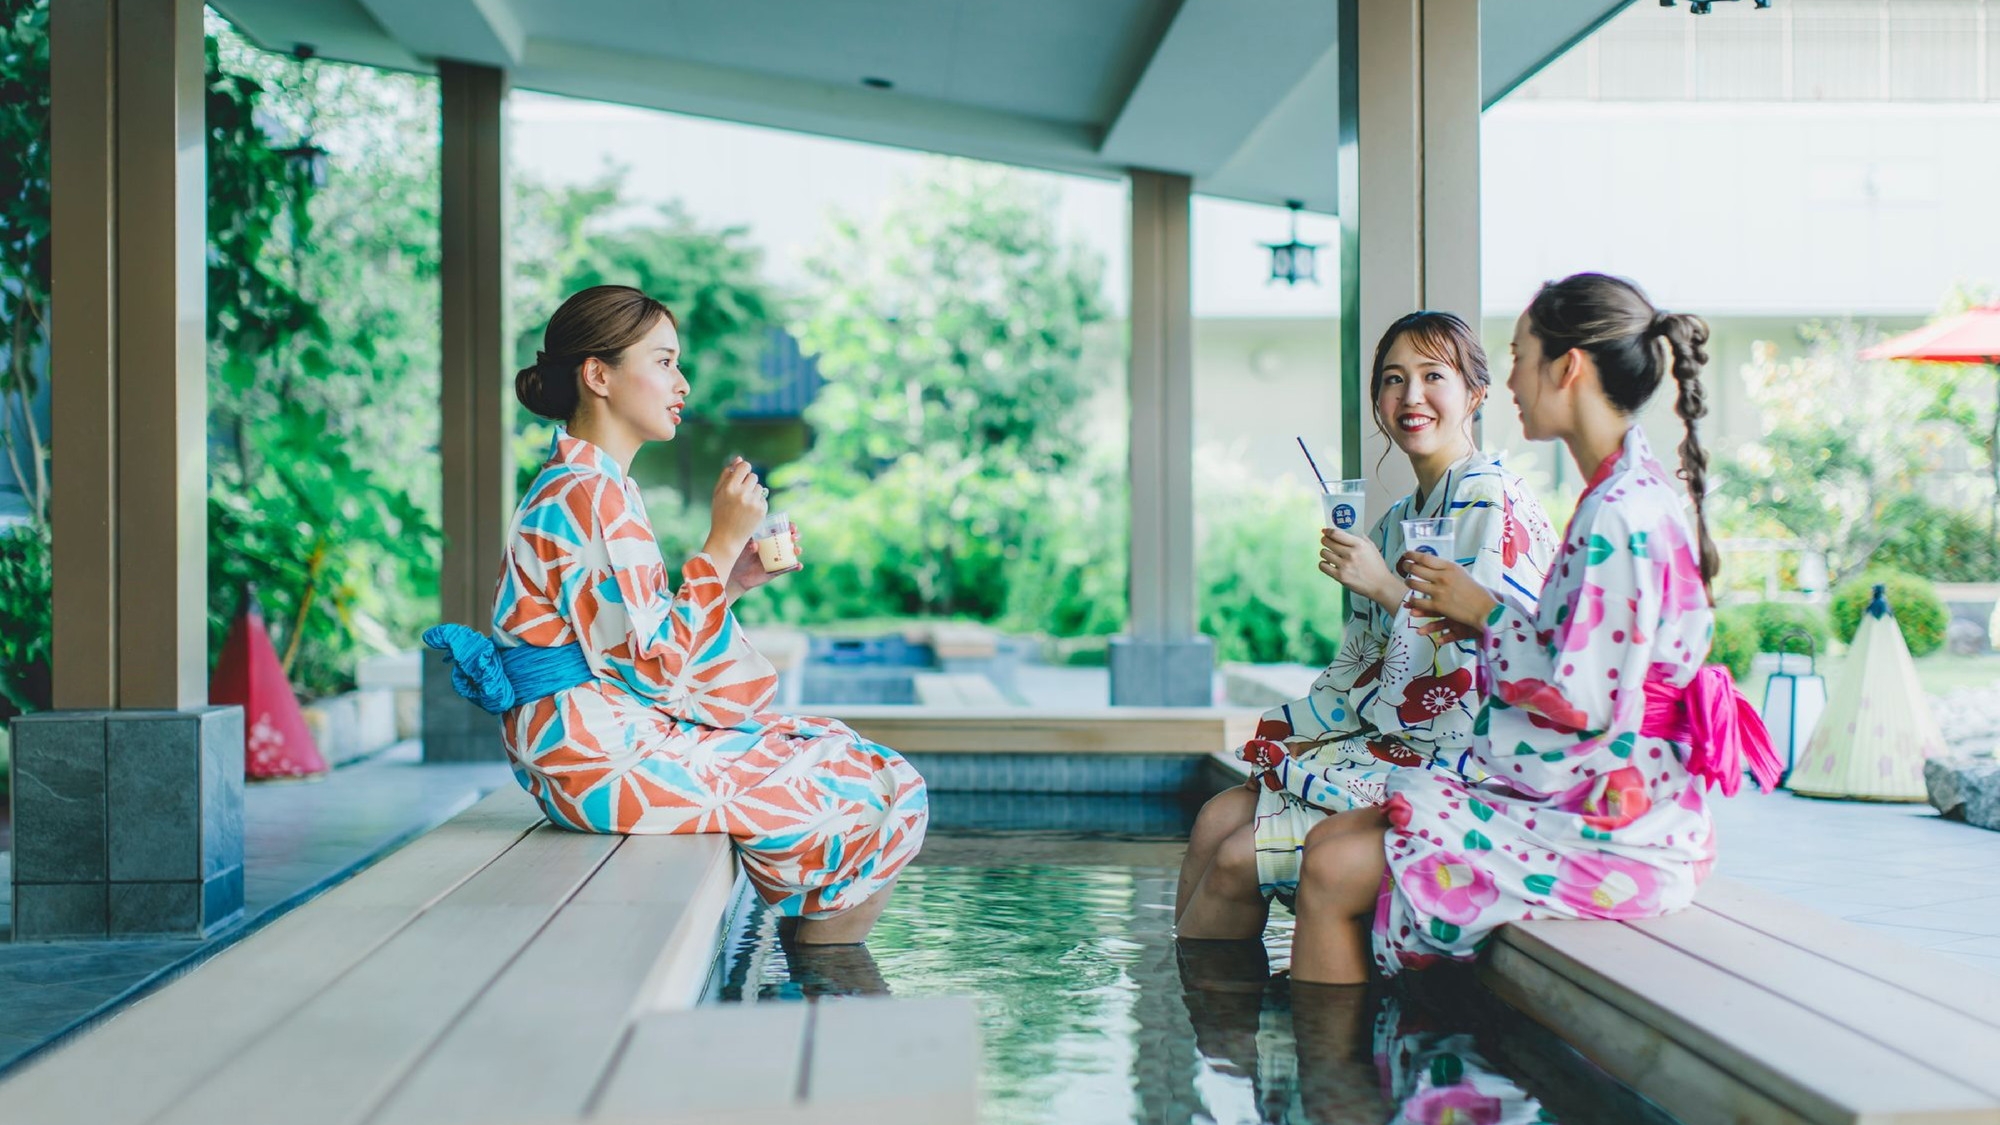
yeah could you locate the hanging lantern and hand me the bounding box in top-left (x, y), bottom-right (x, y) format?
top-left (1265, 200), bottom-right (1322, 287)
top-left (1759, 626), bottom-right (1826, 785)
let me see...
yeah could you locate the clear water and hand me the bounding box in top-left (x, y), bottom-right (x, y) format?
top-left (713, 831), bottom-right (1680, 1125)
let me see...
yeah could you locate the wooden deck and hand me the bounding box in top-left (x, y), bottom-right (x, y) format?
top-left (0, 788), bottom-right (978, 1125)
top-left (823, 705), bottom-right (1259, 754)
top-left (1486, 876), bottom-right (2000, 1125)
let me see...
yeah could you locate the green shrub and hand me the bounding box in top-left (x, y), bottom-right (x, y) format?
top-left (1745, 601), bottom-right (1830, 658)
top-left (1873, 503), bottom-right (2000, 583)
top-left (0, 525), bottom-right (52, 722)
top-left (1708, 606), bottom-right (1756, 680)
top-left (1830, 569), bottom-right (1948, 657)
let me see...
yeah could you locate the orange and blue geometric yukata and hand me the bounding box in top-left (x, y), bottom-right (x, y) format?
top-left (490, 432), bottom-right (928, 918)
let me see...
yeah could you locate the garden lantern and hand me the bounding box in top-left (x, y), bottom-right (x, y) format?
top-left (1788, 586), bottom-right (1946, 801)
top-left (1759, 627), bottom-right (1826, 785)
top-left (1265, 201), bottom-right (1321, 287)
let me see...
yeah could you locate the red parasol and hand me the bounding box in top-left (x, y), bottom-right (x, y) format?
top-left (211, 590), bottom-right (327, 780)
top-left (1860, 304), bottom-right (2000, 365)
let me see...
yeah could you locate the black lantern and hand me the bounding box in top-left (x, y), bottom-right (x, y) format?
top-left (275, 139), bottom-right (331, 189)
top-left (1265, 200), bottom-right (1322, 287)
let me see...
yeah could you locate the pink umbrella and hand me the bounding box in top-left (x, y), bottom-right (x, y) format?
top-left (1861, 304), bottom-right (2000, 538)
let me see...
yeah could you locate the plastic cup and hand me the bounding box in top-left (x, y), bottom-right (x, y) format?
top-left (753, 513), bottom-right (801, 574)
top-left (1401, 517), bottom-right (1455, 564)
top-left (1321, 479), bottom-right (1368, 534)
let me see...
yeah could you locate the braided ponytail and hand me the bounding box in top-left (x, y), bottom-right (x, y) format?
top-left (1657, 313), bottom-right (1719, 600)
top-left (1526, 273), bottom-right (1722, 602)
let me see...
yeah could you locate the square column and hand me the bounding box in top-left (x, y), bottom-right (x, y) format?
top-left (22, 0), bottom-right (243, 940)
top-left (426, 60), bottom-right (513, 762)
top-left (1111, 169), bottom-right (1213, 707)
top-left (1343, 0), bottom-right (1483, 499)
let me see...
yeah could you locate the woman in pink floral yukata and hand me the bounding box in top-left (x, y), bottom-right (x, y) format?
top-left (1287, 273), bottom-right (1777, 984)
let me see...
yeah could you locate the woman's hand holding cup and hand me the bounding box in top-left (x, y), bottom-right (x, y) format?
top-left (1402, 553), bottom-right (1497, 644)
top-left (1319, 528), bottom-right (1404, 613)
top-left (703, 456), bottom-right (768, 563)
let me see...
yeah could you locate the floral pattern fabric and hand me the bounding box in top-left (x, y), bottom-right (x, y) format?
top-left (1249, 452), bottom-right (1558, 901)
top-left (1376, 425), bottom-right (1717, 971)
top-left (490, 432), bottom-right (929, 918)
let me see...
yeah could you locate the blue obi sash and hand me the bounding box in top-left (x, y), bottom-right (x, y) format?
top-left (421, 624), bottom-right (594, 714)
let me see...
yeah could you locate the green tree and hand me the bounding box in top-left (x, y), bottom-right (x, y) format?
top-left (509, 171), bottom-right (780, 491)
top-left (766, 162), bottom-right (1109, 621)
top-left (1716, 322), bottom-right (1966, 585)
top-left (0, 0), bottom-right (50, 528)
top-left (208, 20), bottom-right (442, 695)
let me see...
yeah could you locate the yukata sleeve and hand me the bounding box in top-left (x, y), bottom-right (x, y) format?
top-left (1478, 502), bottom-right (1664, 785)
top-left (589, 477), bottom-right (777, 728)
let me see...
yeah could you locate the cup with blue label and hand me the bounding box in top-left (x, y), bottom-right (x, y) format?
top-left (1401, 517), bottom-right (1455, 571)
top-left (1321, 479), bottom-right (1367, 535)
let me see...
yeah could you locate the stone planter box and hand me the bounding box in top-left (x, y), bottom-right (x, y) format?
top-left (301, 689), bottom-right (401, 769)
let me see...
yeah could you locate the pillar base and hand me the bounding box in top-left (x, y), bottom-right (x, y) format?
top-left (421, 655), bottom-right (505, 763)
top-left (10, 707), bottom-right (244, 941)
top-left (1108, 636), bottom-right (1215, 707)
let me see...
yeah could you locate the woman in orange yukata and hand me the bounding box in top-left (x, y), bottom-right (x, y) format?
top-left (427, 285), bottom-right (927, 944)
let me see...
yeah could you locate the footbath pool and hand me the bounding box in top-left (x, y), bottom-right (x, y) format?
top-left (709, 795), bottom-right (1682, 1125)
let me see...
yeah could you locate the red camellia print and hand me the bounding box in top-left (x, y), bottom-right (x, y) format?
top-left (1578, 765), bottom-right (1653, 831)
top-left (1396, 667), bottom-right (1473, 727)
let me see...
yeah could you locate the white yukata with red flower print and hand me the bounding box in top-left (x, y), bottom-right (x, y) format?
top-left (1247, 451), bottom-right (1557, 904)
top-left (1375, 426), bottom-right (1718, 972)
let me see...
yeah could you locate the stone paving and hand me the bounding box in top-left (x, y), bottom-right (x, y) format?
top-left (0, 743), bottom-right (508, 1075)
top-left (1711, 785), bottom-right (2000, 978)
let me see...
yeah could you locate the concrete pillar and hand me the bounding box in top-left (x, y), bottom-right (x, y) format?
top-left (425, 60), bottom-right (512, 762)
top-left (1110, 169), bottom-right (1213, 707)
top-left (1343, 0), bottom-right (1483, 504)
top-left (21, 0), bottom-right (243, 941)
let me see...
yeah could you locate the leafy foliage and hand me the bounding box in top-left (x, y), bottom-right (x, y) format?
top-left (509, 175), bottom-right (779, 492)
top-left (761, 163), bottom-right (1110, 622)
top-left (1830, 569), bottom-right (1949, 658)
top-left (1741, 601), bottom-right (1830, 658)
top-left (207, 21), bottom-right (442, 696)
top-left (0, 0), bottom-right (50, 527)
top-left (1707, 606), bottom-right (1756, 680)
top-left (1716, 322), bottom-right (1996, 585)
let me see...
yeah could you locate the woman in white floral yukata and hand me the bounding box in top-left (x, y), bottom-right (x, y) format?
top-left (1176, 311), bottom-right (1558, 942)
top-left (1289, 273), bottom-right (1778, 984)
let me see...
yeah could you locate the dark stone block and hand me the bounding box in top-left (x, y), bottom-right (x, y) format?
top-left (1109, 636), bottom-right (1215, 707)
top-left (108, 881), bottom-right (199, 937)
top-left (198, 706), bottom-right (244, 882)
top-left (9, 713), bottom-right (108, 883)
top-left (13, 883), bottom-right (108, 942)
top-left (421, 657), bottom-right (505, 763)
top-left (107, 712), bottom-right (202, 881)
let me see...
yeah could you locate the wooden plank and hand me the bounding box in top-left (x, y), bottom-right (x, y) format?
top-left (1494, 921), bottom-right (1997, 1124)
top-left (369, 836), bottom-right (739, 1125)
top-left (150, 825), bottom-right (621, 1125)
top-left (805, 996), bottom-right (979, 1123)
top-left (819, 707), bottom-right (1248, 754)
top-left (0, 788), bottom-right (543, 1125)
top-left (1633, 906), bottom-right (2000, 1102)
top-left (587, 1004), bottom-right (808, 1121)
top-left (1482, 943), bottom-right (1812, 1125)
top-left (1695, 878), bottom-right (2000, 1032)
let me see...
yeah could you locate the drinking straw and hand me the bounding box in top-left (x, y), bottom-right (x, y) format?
top-left (1296, 436), bottom-right (1330, 493)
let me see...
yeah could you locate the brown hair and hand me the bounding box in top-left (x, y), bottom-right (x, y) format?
top-left (1525, 272), bottom-right (1718, 598)
top-left (515, 285), bottom-right (677, 422)
top-left (1368, 311), bottom-right (1489, 463)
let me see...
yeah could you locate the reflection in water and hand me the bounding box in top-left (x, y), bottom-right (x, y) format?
top-left (714, 835), bottom-right (1678, 1125)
